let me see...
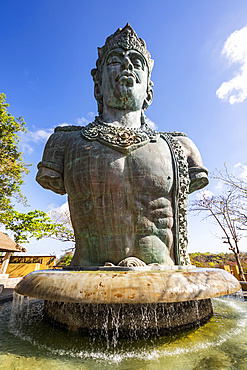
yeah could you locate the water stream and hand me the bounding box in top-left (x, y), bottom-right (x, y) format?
top-left (1, 294), bottom-right (247, 369)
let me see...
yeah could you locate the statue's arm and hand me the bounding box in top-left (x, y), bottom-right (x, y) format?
top-left (178, 136), bottom-right (209, 194)
top-left (36, 131), bottom-right (66, 195)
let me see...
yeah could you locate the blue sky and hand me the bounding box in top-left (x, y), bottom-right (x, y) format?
top-left (1, 0), bottom-right (247, 256)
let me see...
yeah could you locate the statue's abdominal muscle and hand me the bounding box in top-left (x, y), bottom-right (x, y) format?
top-left (65, 136), bottom-right (175, 266)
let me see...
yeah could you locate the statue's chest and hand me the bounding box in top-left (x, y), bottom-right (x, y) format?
top-left (64, 138), bottom-right (174, 199)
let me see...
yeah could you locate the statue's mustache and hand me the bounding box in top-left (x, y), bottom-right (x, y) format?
top-left (115, 71), bottom-right (140, 84)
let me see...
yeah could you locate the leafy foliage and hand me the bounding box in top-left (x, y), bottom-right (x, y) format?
top-left (0, 93), bottom-right (29, 213)
top-left (56, 253), bottom-right (73, 266)
top-left (0, 93), bottom-right (65, 246)
top-left (2, 210), bottom-right (58, 243)
top-left (189, 252), bottom-right (247, 272)
top-left (1, 208), bottom-right (75, 245)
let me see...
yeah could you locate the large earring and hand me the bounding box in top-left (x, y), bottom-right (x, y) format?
top-left (94, 83), bottom-right (102, 101)
top-left (143, 89), bottom-right (153, 111)
top-left (94, 83), bottom-right (103, 114)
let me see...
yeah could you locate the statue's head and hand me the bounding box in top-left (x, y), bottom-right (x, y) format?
top-left (91, 24), bottom-right (154, 116)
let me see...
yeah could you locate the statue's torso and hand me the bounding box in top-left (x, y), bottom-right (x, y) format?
top-left (63, 132), bottom-right (175, 266)
top-left (37, 124), bottom-right (208, 267)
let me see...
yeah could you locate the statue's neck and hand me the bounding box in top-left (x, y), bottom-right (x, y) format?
top-left (101, 106), bottom-right (142, 128)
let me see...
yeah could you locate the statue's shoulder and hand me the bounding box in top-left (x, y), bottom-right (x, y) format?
top-left (162, 132), bottom-right (198, 154)
top-left (160, 131), bottom-right (202, 164)
top-left (45, 125), bottom-right (82, 147)
top-left (160, 131), bottom-right (187, 137)
top-left (54, 125), bottom-right (82, 133)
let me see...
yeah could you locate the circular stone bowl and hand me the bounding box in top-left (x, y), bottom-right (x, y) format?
top-left (15, 268), bottom-right (241, 304)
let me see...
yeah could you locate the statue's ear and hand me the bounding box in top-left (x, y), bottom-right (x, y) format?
top-left (146, 89), bottom-right (153, 106)
top-left (94, 83), bottom-right (102, 102)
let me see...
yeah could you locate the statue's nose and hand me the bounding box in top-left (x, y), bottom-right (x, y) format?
top-left (120, 56), bottom-right (133, 71)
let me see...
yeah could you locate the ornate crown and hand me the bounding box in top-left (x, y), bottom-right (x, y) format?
top-left (93, 23), bottom-right (154, 77)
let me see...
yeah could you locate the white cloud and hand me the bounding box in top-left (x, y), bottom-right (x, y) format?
top-left (215, 181), bottom-right (223, 191)
top-left (48, 201), bottom-right (69, 215)
top-left (239, 165), bottom-right (247, 180)
top-left (57, 122), bottom-right (69, 127)
top-left (19, 143), bottom-right (34, 154)
top-left (234, 162), bottom-right (242, 168)
top-left (48, 202), bottom-right (72, 228)
top-left (27, 129), bottom-right (53, 142)
top-left (19, 128), bottom-right (53, 153)
top-left (59, 201), bottom-right (69, 212)
top-left (146, 117), bottom-right (157, 130)
top-left (216, 26), bottom-right (247, 104)
top-left (77, 112), bottom-right (96, 125)
top-left (19, 114), bottom-right (95, 154)
top-left (77, 116), bottom-right (90, 126)
top-left (233, 162), bottom-right (247, 179)
top-left (47, 203), bottom-right (59, 212)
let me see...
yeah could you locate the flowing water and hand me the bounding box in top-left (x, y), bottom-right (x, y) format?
top-left (1, 294), bottom-right (247, 369)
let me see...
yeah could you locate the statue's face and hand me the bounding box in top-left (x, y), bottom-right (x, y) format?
top-left (101, 48), bottom-right (149, 111)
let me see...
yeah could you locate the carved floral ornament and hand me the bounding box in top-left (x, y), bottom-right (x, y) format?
top-left (81, 117), bottom-right (158, 153)
top-left (160, 133), bottom-right (191, 265)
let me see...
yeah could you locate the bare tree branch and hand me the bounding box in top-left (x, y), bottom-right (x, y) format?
top-left (190, 187), bottom-right (246, 281)
top-left (48, 207), bottom-right (75, 245)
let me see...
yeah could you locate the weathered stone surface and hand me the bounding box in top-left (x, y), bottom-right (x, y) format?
top-left (43, 299), bottom-right (213, 337)
top-left (15, 268), bottom-right (241, 304)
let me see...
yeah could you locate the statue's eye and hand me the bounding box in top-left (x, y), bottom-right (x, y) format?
top-left (132, 58), bottom-right (143, 70)
top-left (107, 56), bottom-right (121, 66)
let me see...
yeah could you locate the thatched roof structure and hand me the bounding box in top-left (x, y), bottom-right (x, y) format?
top-left (0, 232), bottom-right (26, 253)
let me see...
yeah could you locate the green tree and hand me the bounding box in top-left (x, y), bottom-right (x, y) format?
top-left (3, 210), bottom-right (58, 243)
top-left (0, 94), bottom-right (63, 245)
top-left (59, 253), bottom-right (73, 266)
top-left (0, 94), bottom-right (75, 250)
top-left (2, 208), bottom-right (75, 245)
top-left (0, 93), bottom-right (29, 214)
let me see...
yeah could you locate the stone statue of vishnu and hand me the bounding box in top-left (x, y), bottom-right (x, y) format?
top-left (36, 24), bottom-right (208, 267)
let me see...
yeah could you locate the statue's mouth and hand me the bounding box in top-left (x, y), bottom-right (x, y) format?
top-left (115, 71), bottom-right (140, 84)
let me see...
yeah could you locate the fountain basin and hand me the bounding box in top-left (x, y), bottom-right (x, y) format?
top-left (15, 268), bottom-right (241, 304)
top-left (14, 268), bottom-right (241, 336)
